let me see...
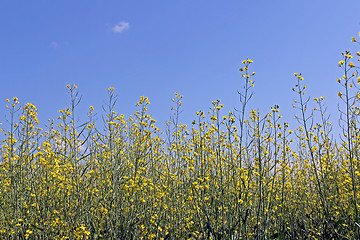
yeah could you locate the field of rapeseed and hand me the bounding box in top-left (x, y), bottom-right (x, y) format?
top-left (1, 35), bottom-right (360, 240)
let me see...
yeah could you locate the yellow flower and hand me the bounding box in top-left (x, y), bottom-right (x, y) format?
top-left (210, 115), bottom-right (217, 121)
top-left (338, 60), bottom-right (345, 66)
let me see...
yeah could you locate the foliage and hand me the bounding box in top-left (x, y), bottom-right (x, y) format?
top-left (1, 34), bottom-right (360, 240)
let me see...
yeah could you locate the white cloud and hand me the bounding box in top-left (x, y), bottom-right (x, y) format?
top-left (111, 21), bottom-right (129, 33)
top-left (49, 41), bottom-right (59, 48)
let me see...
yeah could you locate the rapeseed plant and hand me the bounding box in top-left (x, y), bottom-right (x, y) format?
top-left (1, 33), bottom-right (360, 239)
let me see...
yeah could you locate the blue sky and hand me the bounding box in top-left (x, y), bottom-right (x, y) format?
top-left (1, 1), bottom-right (360, 132)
